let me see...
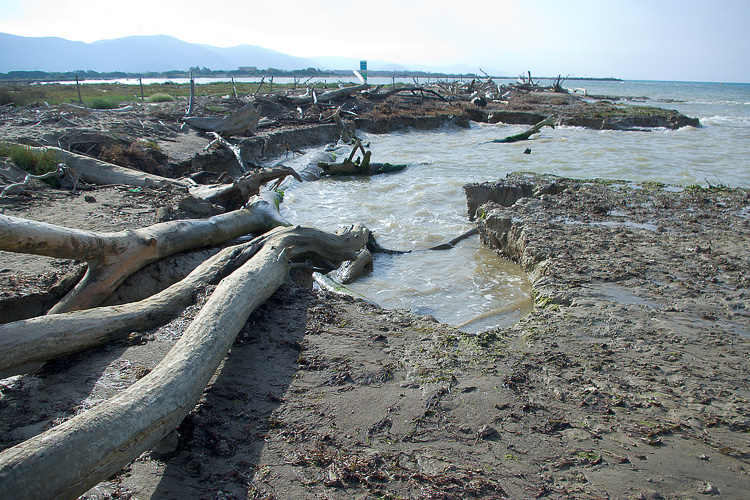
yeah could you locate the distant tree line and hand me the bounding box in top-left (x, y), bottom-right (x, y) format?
top-left (0, 67), bottom-right (479, 82)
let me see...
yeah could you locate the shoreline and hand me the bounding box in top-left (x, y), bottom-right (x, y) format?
top-left (1, 89), bottom-right (747, 498)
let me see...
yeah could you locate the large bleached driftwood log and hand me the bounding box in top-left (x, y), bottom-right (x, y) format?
top-left (0, 224), bottom-right (369, 500)
top-left (26, 146), bottom-right (192, 189)
top-left (0, 237), bottom-right (267, 375)
top-left (0, 201), bottom-right (288, 314)
top-left (183, 101), bottom-right (262, 137)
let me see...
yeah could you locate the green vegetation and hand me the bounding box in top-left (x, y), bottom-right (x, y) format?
top-left (531, 290), bottom-right (557, 309)
top-left (0, 81), bottom-right (294, 107)
top-left (641, 181), bottom-right (666, 190)
top-left (87, 96), bottom-right (124, 109)
top-left (0, 142), bottom-right (61, 186)
top-left (686, 179), bottom-right (732, 192)
top-left (576, 451), bottom-right (602, 464)
top-left (147, 93), bottom-right (174, 103)
top-left (0, 142), bottom-right (60, 176)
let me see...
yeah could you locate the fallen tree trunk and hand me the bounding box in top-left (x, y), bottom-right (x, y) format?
top-left (481, 115), bottom-right (556, 144)
top-left (183, 101), bottom-right (262, 137)
top-left (338, 248), bottom-right (373, 284)
top-left (0, 224), bottom-right (369, 500)
top-left (0, 200), bottom-right (288, 313)
top-left (0, 238), bottom-right (266, 375)
top-left (25, 146), bottom-right (193, 189)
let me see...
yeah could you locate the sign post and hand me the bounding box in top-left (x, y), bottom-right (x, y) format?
top-left (359, 60), bottom-right (368, 83)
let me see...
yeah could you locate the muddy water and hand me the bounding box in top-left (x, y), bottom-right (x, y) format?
top-left (280, 130), bottom-right (534, 333)
top-left (280, 81), bottom-right (750, 332)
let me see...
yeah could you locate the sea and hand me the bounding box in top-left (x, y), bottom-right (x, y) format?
top-left (275, 79), bottom-right (750, 332)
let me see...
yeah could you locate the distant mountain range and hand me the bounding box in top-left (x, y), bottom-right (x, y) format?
top-left (0, 32), bottom-right (494, 75)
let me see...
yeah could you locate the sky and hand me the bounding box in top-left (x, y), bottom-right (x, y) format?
top-left (1, 0), bottom-right (748, 82)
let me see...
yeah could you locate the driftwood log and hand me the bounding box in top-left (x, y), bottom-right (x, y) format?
top-left (0, 200), bottom-right (287, 314)
top-left (0, 237), bottom-right (267, 376)
top-left (19, 144), bottom-right (298, 212)
top-left (338, 248), bottom-right (373, 284)
top-left (318, 140), bottom-right (407, 177)
top-left (25, 146), bottom-right (192, 189)
top-left (0, 224), bottom-right (369, 500)
top-left (284, 83), bottom-right (370, 105)
top-left (188, 167), bottom-right (302, 211)
top-left (481, 115), bottom-right (556, 144)
top-left (184, 101), bottom-right (262, 137)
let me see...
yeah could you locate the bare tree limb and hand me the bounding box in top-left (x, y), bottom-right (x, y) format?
top-left (0, 202), bottom-right (289, 313)
top-left (0, 238), bottom-right (265, 375)
top-left (0, 224), bottom-right (370, 500)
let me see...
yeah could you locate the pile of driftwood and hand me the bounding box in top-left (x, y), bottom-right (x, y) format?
top-left (173, 69), bottom-right (571, 139)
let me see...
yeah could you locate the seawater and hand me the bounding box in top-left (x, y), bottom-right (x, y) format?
top-left (280, 80), bottom-right (750, 332)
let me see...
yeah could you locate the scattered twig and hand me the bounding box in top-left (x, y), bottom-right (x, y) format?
top-left (0, 164), bottom-right (67, 198)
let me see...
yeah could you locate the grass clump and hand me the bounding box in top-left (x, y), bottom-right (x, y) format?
top-left (87, 96), bottom-right (124, 109)
top-left (148, 93), bottom-right (175, 103)
top-left (0, 142), bottom-right (60, 176)
top-left (0, 142), bottom-right (61, 187)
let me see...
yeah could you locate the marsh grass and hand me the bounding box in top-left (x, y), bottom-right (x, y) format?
top-left (0, 142), bottom-right (61, 186)
top-left (147, 93), bottom-right (175, 102)
top-left (87, 96), bottom-right (125, 109)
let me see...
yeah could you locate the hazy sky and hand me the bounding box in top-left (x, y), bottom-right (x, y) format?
top-left (1, 0), bottom-right (748, 82)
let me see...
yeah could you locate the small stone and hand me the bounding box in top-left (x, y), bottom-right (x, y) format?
top-left (698, 454), bottom-right (710, 461)
top-left (637, 492), bottom-right (664, 500)
top-left (477, 425), bottom-right (498, 440)
top-left (701, 483), bottom-right (719, 495)
top-left (151, 430), bottom-right (179, 456)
